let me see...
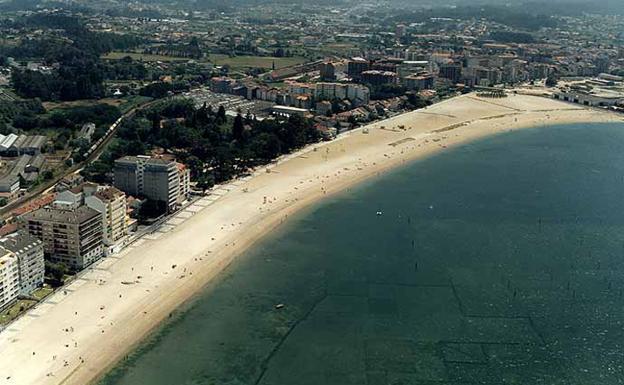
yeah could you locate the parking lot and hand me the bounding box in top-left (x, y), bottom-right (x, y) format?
top-left (183, 88), bottom-right (274, 119)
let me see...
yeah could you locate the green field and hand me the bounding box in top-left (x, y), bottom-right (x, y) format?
top-left (0, 287), bottom-right (52, 325)
top-left (42, 96), bottom-right (152, 114)
top-left (208, 54), bottom-right (307, 69)
top-left (102, 51), bottom-right (309, 70)
top-left (102, 52), bottom-right (190, 62)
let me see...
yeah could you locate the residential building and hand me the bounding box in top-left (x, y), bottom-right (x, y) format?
top-left (0, 231), bottom-right (44, 296)
top-left (143, 158), bottom-right (179, 212)
top-left (319, 62), bottom-right (336, 81)
top-left (397, 61), bottom-right (430, 78)
top-left (361, 70), bottom-right (398, 86)
top-left (114, 156), bottom-right (180, 212)
top-left (56, 174), bottom-right (85, 192)
top-left (395, 24), bottom-right (407, 39)
top-left (19, 206), bottom-right (103, 271)
top-left (53, 183), bottom-right (98, 209)
top-left (316, 100), bottom-right (332, 116)
top-left (315, 82), bottom-right (347, 100)
top-left (85, 186), bottom-right (129, 255)
top-left (0, 250), bottom-right (19, 310)
top-left (347, 57), bottom-right (370, 80)
top-left (288, 81), bottom-right (370, 105)
top-left (210, 77), bottom-right (235, 93)
top-left (177, 163), bottom-right (190, 205)
top-left (404, 73), bottom-right (435, 91)
top-left (439, 63), bottom-right (463, 83)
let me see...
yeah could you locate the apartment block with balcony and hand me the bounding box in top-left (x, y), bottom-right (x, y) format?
top-left (0, 249), bottom-right (19, 310)
top-left (19, 206), bottom-right (103, 271)
top-left (114, 156), bottom-right (180, 213)
top-left (177, 163), bottom-right (191, 205)
top-left (0, 231), bottom-right (45, 296)
top-left (85, 186), bottom-right (129, 256)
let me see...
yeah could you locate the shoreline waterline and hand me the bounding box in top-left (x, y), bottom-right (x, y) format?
top-left (0, 94), bottom-right (621, 385)
top-left (101, 120), bottom-right (624, 385)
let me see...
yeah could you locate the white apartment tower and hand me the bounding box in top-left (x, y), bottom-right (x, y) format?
top-left (0, 231), bottom-right (45, 296)
top-left (0, 250), bottom-right (19, 310)
top-left (85, 186), bottom-right (129, 255)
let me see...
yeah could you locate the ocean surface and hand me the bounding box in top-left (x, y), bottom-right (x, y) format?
top-left (100, 123), bottom-right (624, 385)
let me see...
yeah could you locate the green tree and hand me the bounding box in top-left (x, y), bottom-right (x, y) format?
top-left (216, 105), bottom-right (227, 124)
top-left (45, 261), bottom-right (68, 286)
top-left (232, 113), bottom-right (244, 142)
top-left (138, 200), bottom-right (167, 222)
top-left (545, 74), bottom-right (558, 87)
top-left (196, 172), bottom-right (215, 192)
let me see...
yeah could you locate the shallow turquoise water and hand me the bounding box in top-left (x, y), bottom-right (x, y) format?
top-left (101, 123), bottom-right (624, 385)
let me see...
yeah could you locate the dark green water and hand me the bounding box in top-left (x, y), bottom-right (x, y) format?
top-left (101, 123), bottom-right (624, 385)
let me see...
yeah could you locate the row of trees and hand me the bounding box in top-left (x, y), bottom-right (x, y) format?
top-left (11, 103), bottom-right (120, 133)
top-left (83, 98), bottom-right (321, 189)
top-left (0, 99), bottom-right (45, 133)
top-left (393, 4), bottom-right (559, 31)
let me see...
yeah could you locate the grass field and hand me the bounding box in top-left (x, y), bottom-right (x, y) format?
top-left (0, 287), bottom-right (52, 325)
top-left (102, 52), bottom-right (190, 62)
top-left (42, 98), bottom-right (123, 111)
top-left (42, 96), bottom-right (152, 114)
top-left (208, 54), bottom-right (308, 69)
top-left (102, 51), bottom-right (309, 70)
top-left (116, 95), bottom-right (154, 113)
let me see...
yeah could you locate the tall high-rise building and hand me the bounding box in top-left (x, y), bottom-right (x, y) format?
top-left (0, 249), bottom-right (19, 310)
top-left (313, 83), bottom-right (370, 105)
top-left (361, 70), bottom-right (398, 86)
top-left (404, 73), bottom-right (435, 91)
top-left (439, 63), bottom-right (463, 83)
top-left (177, 163), bottom-right (191, 205)
top-left (85, 186), bottom-right (129, 255)
top-left (114, 156), bottom-right (180, 213)
top-left (347, 57), bottom-right (370, 80)
top-left (20, 206), bottom-right (103, 271)
top-left (319, 62), bottom-right (336, 81)
top-left (395, 24), bottom-right (407, 39)
top-left (0, 231), bottom-right (44, 296)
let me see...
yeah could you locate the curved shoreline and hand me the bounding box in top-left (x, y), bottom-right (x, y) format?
top-left (0, 94), bottom-right (621, 385)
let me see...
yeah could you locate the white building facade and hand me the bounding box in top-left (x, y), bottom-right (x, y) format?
top-left (0, 231), bottom-right (45, 296)
top-left (85, 187), bottom-right (129, 256)
top-left (0, 250), bottom-right (20, 310)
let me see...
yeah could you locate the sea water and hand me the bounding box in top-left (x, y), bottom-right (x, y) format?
top-left (100, 123), bottom-right (624, 385)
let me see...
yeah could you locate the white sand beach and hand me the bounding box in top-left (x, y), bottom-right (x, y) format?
top-left (0, 93), bottom-right (620, 385)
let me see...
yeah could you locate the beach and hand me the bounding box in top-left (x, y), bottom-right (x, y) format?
top-left (0, 93), bottom-right (620, 385)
